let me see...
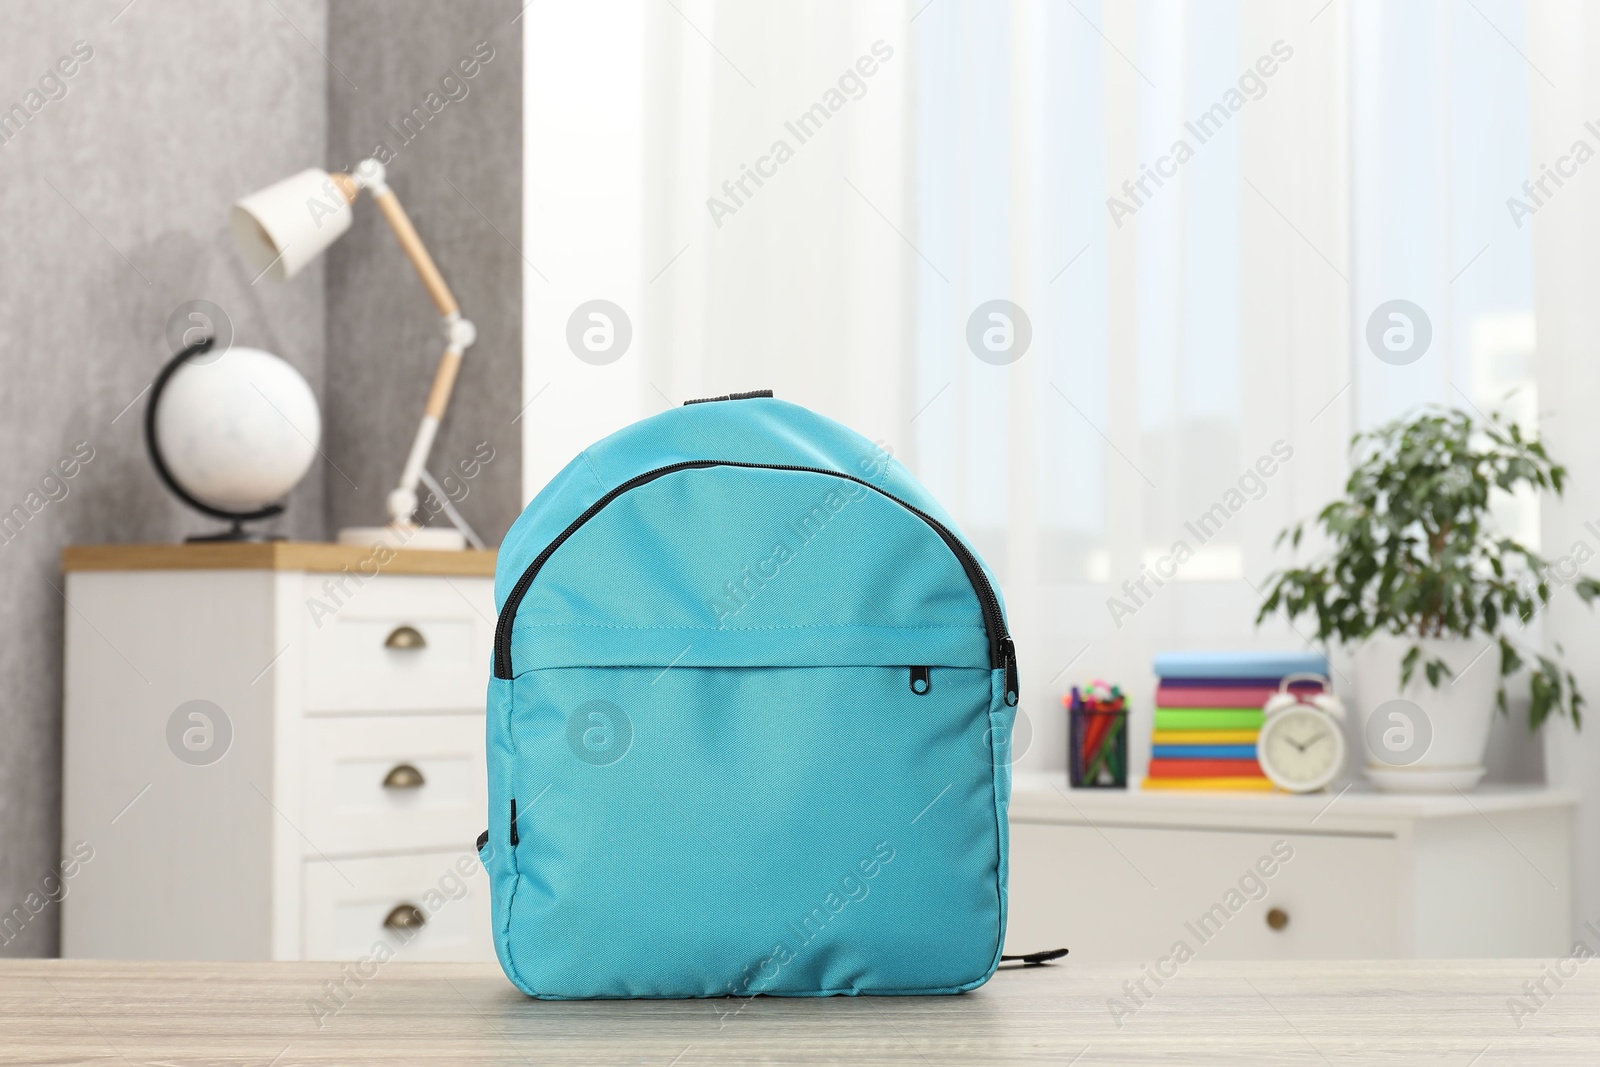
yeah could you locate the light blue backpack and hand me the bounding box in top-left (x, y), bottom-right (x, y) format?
top-left (479, 392), bottom-right (1024, 999)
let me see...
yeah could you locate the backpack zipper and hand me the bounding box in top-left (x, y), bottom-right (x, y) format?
top-left (491, 460), bottom-right (1015, 701)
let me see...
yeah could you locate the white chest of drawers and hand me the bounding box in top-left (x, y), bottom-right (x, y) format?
top-left (1004, 773), bottom-right (1575, 960)
top-left (59, 543), bottom-right (499, 962)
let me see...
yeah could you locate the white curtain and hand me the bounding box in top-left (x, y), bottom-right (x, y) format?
top-left (522, 0), bottom-right (1583, 795)
top-left (1527, 0), bottom-right (1600, 970)
top-left (523, 0), bottom-right (1355, 779)
top-left (523, 0), bottom-right (914, 477)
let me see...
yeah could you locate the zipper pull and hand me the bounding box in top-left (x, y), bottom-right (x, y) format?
top-left (1001, 638), bottom-right (1019, 707)
top-left (909, 666), bottom-right (931, 695)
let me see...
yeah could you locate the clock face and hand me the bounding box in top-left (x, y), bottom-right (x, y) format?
top-left (1259, 706), bottom-right (1346, 793)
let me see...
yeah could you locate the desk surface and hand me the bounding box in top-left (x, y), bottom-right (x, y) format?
top-left (3, 959), bottom-right (1595, 1064)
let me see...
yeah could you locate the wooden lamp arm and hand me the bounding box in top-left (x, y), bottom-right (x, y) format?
top-left (334, 161), bottom-right (476, 527)
top-left (371, 188), bottom-right (460, 317)
top-left (331, 166), bottom-right (461, 316)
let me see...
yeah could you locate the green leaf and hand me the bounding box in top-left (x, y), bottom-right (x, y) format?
top-left (1401, 644), bottom-right (1421, 687)
top-left (1424, 658), bottom-right (1450, 688)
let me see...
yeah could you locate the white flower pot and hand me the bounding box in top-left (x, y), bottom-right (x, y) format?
top-left (1352, 635), bottom-right (1499, 792)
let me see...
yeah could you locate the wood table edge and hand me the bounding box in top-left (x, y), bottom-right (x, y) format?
top-left (61, 542), bottom-right (497, 577)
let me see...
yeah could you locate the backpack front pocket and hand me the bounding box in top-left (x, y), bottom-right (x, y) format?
top-left (490, 659), bottom-right (1009, 999)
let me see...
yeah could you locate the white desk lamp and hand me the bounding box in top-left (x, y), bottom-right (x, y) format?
top-left (230, 160), bottom-right (479, 550)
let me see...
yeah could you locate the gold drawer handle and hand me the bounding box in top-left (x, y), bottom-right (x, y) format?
top-left (383, 903), bottom-right (427, 933)
top-left (1266, 907), bottom-right (1289, 931)
top-left (382, 763), bottom-right (425, 789)
top-left (384, 625), bottom-right (426, 651)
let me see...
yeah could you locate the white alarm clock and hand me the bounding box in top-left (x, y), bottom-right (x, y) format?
top-left (1256, 673), bottom-right (1347, 793)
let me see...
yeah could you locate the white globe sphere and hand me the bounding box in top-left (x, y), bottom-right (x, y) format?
top-left (154, 347), bottom-right (321, 512)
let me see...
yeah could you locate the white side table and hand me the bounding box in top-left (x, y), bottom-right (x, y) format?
top-left (60, 543), bottom-right (497, 962)
top-left (1006, 772), bottom-right (1575, 959)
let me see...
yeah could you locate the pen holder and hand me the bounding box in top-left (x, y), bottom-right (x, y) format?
top-left (1068, 701), bottom-right (1128, 788)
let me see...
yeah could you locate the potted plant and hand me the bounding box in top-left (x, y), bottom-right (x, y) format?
top-left (1257, 407), bottom-right (1598, 792)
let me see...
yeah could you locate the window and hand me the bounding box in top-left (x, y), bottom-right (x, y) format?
top-left (522, 0), bottom-right (1544, 770)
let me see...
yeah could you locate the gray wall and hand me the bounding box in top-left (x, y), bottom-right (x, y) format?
top-left (326, 0), bottom-right (524, 543)
top-left (0, 0), bottom-right (330, 958)
top-left (0, 0), bottom-right (522, 956)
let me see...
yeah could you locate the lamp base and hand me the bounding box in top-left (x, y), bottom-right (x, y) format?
top-left (336, 524), bottom-right (467, 551)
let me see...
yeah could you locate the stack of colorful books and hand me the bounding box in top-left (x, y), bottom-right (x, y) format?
top-left (1143, 650), bottom-right (1329, 792)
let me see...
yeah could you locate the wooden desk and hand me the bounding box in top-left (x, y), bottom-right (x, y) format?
top-left (3, 959), bottom-right (1596, 1064)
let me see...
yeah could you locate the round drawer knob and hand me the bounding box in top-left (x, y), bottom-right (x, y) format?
top-left (382, 763), bottom-right (425, 789)
top-left (384, 625), bottom-right (426, 650)
top-left (1266, 907), bottom-right (1290, 931)
top-left (383, 903), bottom-right (427, 932)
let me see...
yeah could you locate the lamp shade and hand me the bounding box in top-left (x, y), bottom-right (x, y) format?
top-left (229, 168), bottom-right (353, 281)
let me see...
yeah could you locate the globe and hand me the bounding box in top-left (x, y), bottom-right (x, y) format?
top-left (151, 346), bottom-right (321, 514)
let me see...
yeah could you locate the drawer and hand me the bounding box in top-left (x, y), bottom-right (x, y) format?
top-left (1005, 821), bottom-right (1400, 961)
top-left (302, 850), bottom-right (494, 961)
top-left (301, 575), bottom-right (493, 713)
top-left (301, 714), bottom-right (486, 857)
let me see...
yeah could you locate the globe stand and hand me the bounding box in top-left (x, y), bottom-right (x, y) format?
top-left (185, 519), bottom-right (287, 544)
top-left (146, 337), bottom-right (295, 543)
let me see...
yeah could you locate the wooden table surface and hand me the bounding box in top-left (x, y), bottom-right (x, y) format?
top-left (2, 958), bottom-right (1596, 1065)
top-left (60, 542), bottom-right (497, 576)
